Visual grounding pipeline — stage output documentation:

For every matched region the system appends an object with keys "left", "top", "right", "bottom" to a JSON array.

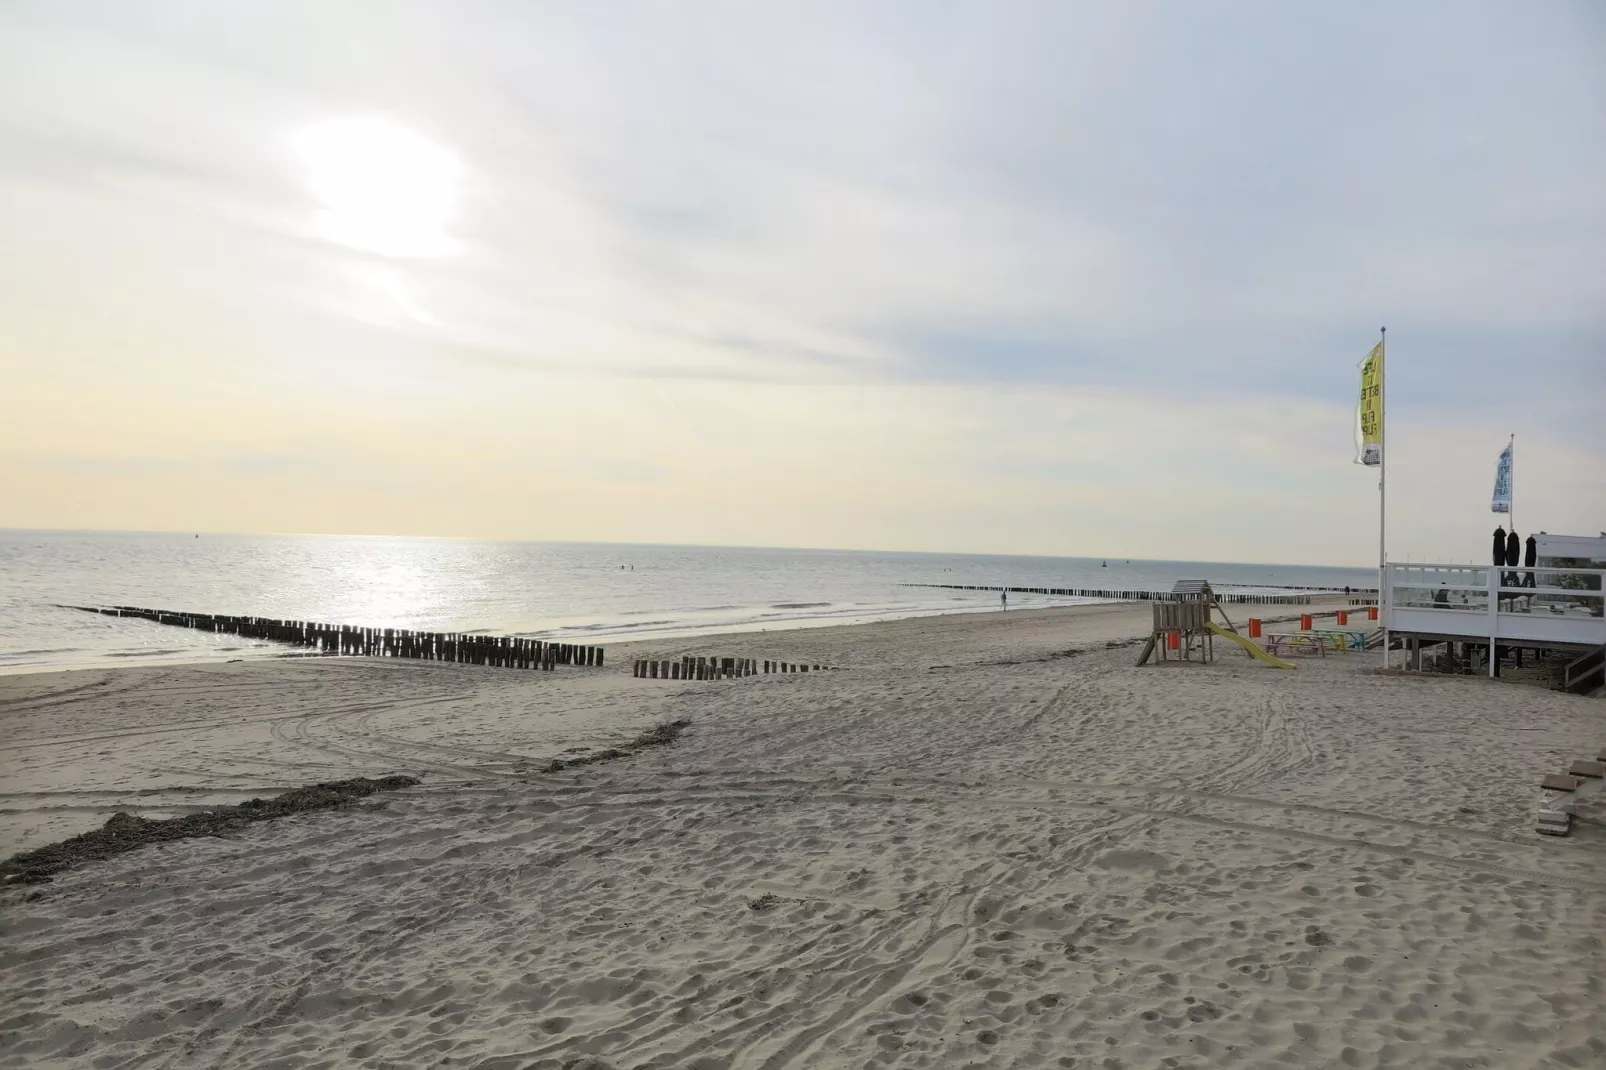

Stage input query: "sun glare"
[{"left": 293, "top": 116, "right": 462, "bottom": 257}]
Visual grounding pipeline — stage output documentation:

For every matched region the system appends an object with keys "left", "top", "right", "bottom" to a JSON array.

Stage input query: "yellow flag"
[{"left": 1355, "top": 342, "right": 1383, "bottom": 466}]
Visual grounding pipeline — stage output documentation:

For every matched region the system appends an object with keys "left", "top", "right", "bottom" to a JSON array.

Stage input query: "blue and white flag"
[{"left": 1490, "top": 438, "right": 1513, "bottom": 514}]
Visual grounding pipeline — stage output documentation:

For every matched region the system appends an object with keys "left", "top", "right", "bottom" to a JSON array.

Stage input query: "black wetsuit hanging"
[
  {"left": 1524, "top": 534, "right": 1538, "bottom": 587},
  {"left": 1493, "top": 526, "right": 1510, "bottom": 595}
]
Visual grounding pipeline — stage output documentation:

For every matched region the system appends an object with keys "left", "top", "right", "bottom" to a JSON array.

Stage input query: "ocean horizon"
[{"left": 0, "top": 529, "right": 1377, "bottom": 673}]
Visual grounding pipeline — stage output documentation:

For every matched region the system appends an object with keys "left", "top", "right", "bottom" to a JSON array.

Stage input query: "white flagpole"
[
  {"left": 1378, "top": 326, "right": 1387, "bottom": 668},
  {"left": 1509, "top": 433, "right": 1515, "bottom": 535}
]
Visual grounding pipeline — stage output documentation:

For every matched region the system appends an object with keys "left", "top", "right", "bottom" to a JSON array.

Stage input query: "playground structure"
[
  {"left": 1138, "top": 600, "right": 1215, "bottom": 664},
  {"left": 1137, "top": 581, "right": 1297, "bottom": 669}
]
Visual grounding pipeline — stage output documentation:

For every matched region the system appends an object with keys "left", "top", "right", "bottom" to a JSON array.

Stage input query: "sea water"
[{"left": 0, "top": 530, "right": 1376, "bottom": 672}]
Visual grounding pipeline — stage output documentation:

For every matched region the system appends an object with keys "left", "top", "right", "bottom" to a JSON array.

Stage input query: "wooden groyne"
[
  {"left": 63, "top": 605, "right": 603, "bottom": 671},
  {"left": 633, "top": 656, "right": 833, "bottom": 680},
  {"left": 897, "top": 583, "right": 1369, "bottom": 606}
]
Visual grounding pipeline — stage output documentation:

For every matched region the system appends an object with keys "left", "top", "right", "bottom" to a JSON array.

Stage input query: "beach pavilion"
[{"left": 1383, "top": 532, "right": 1605, "bottom": 691}]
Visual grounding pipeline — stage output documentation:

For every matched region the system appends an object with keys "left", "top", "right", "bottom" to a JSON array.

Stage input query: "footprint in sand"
[{"left": 1091, "top": 848, "right": 1170, "bottom": 872}]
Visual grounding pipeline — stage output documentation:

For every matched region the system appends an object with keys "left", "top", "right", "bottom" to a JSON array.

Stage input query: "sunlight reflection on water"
[{"left": 0, "top": 531, "right": 1374, "bottom": 672}]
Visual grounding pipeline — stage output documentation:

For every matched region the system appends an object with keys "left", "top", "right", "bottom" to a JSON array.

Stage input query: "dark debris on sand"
[
  {"left": 1, "top": 775, "right": 420, "bottom": 886},
  {"left": 542, "top": 718, "right": 692, "bottom": 773}
]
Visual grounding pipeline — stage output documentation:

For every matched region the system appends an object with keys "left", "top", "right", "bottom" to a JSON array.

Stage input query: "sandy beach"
[{"left": 2, "top": 602, "right": 1603, "bottom": 1069}]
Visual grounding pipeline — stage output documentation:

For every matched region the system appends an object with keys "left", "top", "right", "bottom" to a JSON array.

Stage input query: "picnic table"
[
  {"left": 1309, "top": 626, "right": 1372, "bottom": 649},
  {"left": 1262, "top": 632, "right": 1347, "bottom": 657},
  {"left": 1262, "top": 627, "right": 1377, "bottom": 656}
]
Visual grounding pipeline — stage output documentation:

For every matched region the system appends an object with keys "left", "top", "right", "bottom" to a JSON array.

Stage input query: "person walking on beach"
[{"left": 1001, "top": 590, "right": 1008, "bottom": 611}]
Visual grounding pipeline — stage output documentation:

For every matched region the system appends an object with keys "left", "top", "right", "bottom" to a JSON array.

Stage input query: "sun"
[{"left": 293, "top": 116, "right": 462, "bottom": 257}]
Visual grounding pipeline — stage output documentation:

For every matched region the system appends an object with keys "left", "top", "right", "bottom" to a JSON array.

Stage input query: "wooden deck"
[{"left": 1383, "top": 564, "right": 1605, "bottom": 680}]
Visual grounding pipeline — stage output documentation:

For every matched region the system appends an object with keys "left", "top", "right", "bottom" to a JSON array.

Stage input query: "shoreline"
[
  {"left": 0, "top": 591, "right": 1369, "bottom": 679},
  {"left": 0, "top": 595, "right": 1386, "bottom": 857},
  {"left": 0, "top": 598, "right": 1123, "bottom": 679}
]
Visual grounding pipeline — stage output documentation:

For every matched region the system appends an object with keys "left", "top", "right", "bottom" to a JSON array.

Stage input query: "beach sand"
[{"left": 2, "top": 603, "right": 1603, "bottom": 1069}]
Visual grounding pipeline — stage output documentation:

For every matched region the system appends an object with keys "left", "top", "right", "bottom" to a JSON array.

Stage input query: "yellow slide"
[{"left": 1206, "top": 621, "right": 1296, "bottom": 669}]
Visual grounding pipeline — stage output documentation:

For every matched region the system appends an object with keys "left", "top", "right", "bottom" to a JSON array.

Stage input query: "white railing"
[{"left": 1383, "top": 563, "right": 1605, "bottom": 674}]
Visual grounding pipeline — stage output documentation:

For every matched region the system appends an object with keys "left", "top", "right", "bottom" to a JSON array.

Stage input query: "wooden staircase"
[{"left": 1562, "top": 646, "right": 1605, "bottom": 695}]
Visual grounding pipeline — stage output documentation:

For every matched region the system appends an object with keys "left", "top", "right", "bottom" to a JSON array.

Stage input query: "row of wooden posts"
[
  {"left": 632, "top": 656, "right": 830, "bottom": 680},
  {"left": 65, "top": 605, "right": 603, "bottom": 671},
  {"left": 900, "top": 583, "right": 1327, "bottom": 605}
]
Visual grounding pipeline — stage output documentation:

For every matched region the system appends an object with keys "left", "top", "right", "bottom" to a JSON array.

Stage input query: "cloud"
[
  {"left": 0, "top": 0, "right": 1601, "bottom": 558},
  {"left": 25, "top": 456, "right": 194, "bottom": 479}
]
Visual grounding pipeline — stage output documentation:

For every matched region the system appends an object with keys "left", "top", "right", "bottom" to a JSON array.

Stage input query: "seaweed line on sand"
[
  {"left": 1, "top": 775, "right": 420, "bottom": 887},
  {"left": 540, "top": 718, "right": 692, "bottom": 774}
]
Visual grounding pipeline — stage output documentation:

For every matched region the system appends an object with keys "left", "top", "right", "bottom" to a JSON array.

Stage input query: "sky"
[{"left": 1, "top": 1, "right": 1602, "bottom": 567}]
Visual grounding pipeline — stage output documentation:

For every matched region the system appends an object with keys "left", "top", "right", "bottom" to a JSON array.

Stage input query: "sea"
[{"left": 0, "top": 531, "right": 1377, "bottom": 673}]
